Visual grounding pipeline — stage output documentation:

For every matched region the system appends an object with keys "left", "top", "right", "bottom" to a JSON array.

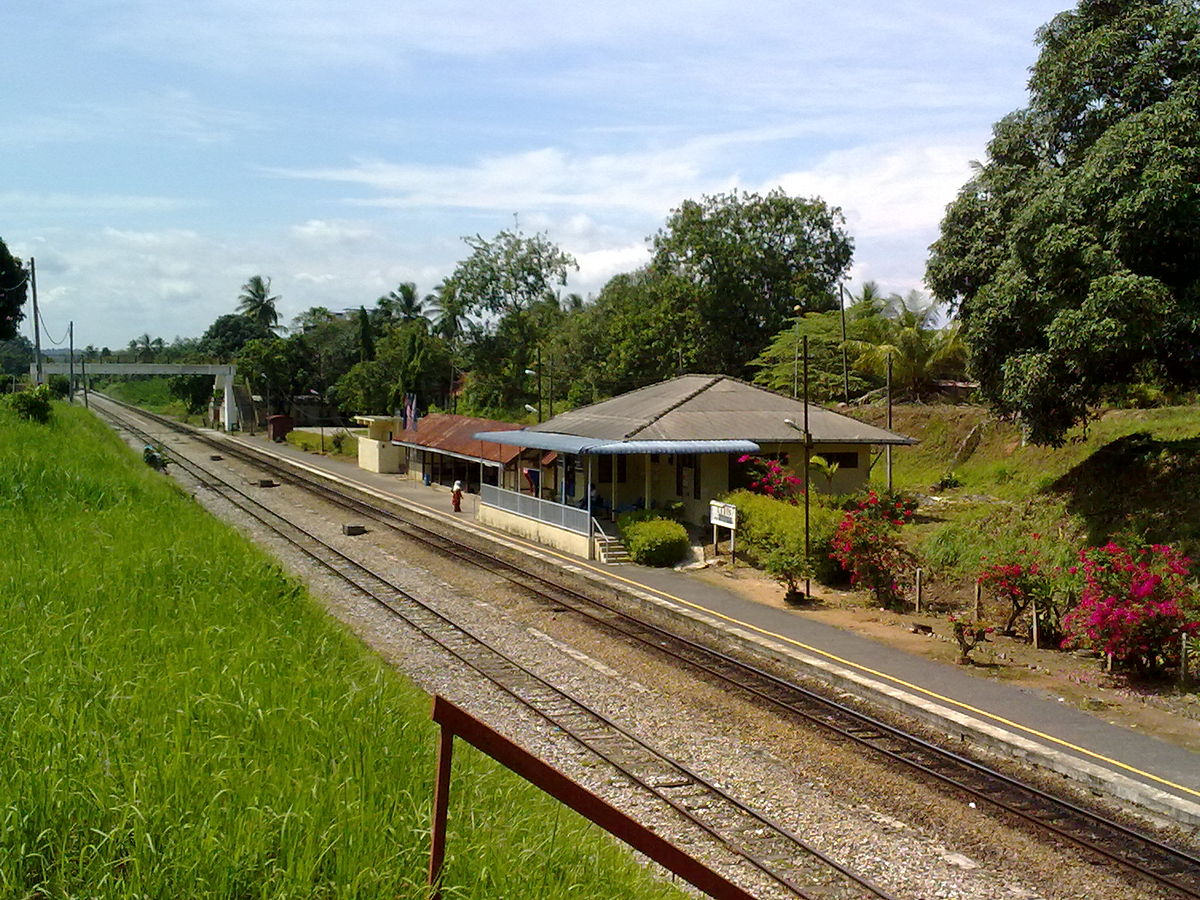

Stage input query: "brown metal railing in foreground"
[{"left": 428, "top": 694, "right": 757, "bottom": 900}]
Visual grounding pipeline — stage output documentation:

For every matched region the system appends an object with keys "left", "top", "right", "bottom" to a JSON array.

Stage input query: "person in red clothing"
[{"left": 451, "top": 480, "right": 463, "bottom": 513}]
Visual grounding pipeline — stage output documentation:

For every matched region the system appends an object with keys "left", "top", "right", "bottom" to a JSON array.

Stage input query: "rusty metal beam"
[{"left": 428, "top": 695, "right": 758, "bottom": 900}]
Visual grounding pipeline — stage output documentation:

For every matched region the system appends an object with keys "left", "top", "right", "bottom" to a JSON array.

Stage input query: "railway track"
[
  {"left": 97, "top": 397, "right": 899, "bottom": 900},
  {"left": 99, "top": 397, "right": 1200, "bottom": 898}
]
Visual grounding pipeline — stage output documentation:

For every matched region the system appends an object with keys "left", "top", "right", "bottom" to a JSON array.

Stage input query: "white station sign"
[{"left": 709, "top": 500, "right": 737, "bottom": 530}]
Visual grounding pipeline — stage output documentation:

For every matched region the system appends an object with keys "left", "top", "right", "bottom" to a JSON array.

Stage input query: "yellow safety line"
[{"left": 251, "top": 449, "right": 1200, "bottom": 804}]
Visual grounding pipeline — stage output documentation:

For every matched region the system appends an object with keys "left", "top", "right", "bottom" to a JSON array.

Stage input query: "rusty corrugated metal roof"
[
  {"left": 526, "top": 375, "right": 916, "bottom": 446},
  {"left": 395, "top": 413, "right": 526, "bottom": 464}
]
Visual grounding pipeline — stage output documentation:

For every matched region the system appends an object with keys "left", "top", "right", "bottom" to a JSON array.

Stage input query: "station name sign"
[{"left": 708, "top": 500, "right": 737, "bottom": 530}]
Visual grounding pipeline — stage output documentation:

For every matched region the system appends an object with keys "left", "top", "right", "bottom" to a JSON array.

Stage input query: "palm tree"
[
  {"left": 128, "top": 333, "right": 164, "bottom": 362},
  {"left": 238, "top": 275, "right": 281, "bottom": 333},
  {"left": 376, "top": 282, "right": 425, "bottom": 325},
  {"left": 845, "top": 290, "right": 967, "bottom": 399},
  {"left": 425, "top": 279, "right": 468, "bottom": 343}
]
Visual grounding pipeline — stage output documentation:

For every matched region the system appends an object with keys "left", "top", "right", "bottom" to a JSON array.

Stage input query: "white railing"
[{"left": 480, "top": 484, "right": 591, "bottom": 535}]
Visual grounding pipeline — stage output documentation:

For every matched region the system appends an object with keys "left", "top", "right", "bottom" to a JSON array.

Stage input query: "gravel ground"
[{"left": 108, "top": 404, "right": 1179, "bottom": 900}]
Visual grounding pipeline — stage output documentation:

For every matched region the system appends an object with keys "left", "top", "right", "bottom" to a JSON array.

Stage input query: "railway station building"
[{"left": 471, "top": 374, "right": 915, "bottom": 559}]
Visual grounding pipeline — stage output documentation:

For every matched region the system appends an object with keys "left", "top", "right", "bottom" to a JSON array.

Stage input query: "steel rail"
[
  {"left": 95, "top": 398, "right": 898, "bottom": 900},
  {"left": 101, "top": 398, "right": 1200, "bottom": 898}
]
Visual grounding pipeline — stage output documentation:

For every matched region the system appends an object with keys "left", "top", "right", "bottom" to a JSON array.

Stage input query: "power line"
[{"left": 37, "top": 308, "right": 70, "bottom": 346}]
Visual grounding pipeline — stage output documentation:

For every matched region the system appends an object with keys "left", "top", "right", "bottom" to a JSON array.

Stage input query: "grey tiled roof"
[{"left": 527, "top": 375, "right": 915, "bottom": 446}]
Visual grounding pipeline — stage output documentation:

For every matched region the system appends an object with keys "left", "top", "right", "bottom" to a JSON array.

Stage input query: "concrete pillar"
[{"left": 221, "top": 374, "right": 237, "bottom": 431}]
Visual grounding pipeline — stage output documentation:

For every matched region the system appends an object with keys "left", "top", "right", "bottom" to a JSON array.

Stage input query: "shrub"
[
  {"left": 975, "top": 543, "right": 1072, "bottom": 643},
  {"left": 948, "top": 614, "right": 993, "bottom": 665},
  {"left": 5, "top": 384, "right": 53, "bottom": 423},
  {"left": 622, "top": 518, "right": 689, "bottom": 567},
  {"left": 830, "top": 507, "right": 915, "bottom": 610},
  {"left": 763, "top": 531, "right": 812, "bottom": 602},
  {"left": 1061, "top": 542, "right": 1200, "bottom": 676},
  {"left": 725, "top": 490, "right": 841, "bottom": 582},
  {"left": 47, "top": 374, "right": 71, "bottom": 399}
]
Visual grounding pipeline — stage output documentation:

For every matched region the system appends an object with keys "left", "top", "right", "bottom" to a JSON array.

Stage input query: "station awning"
[{"left": 473, "top": 430, "right": 760, "bottom": 456}]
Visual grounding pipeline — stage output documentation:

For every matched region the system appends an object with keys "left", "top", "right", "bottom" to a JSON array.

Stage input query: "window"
[
  {"left": 597, "top": 454, "right": 627, "bottom": 483},
  {"left": 814, "top": 451, "right": 859, "bottom": 469}
]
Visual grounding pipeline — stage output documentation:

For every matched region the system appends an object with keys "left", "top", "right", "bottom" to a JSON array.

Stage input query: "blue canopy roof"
[{"left": 473, "top": 430, "right": 759, "bottom": 456}]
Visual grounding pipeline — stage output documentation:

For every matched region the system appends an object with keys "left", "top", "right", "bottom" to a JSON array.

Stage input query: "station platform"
[{"left": 221, "top": 430, "right": 1200, "bottom": 829}]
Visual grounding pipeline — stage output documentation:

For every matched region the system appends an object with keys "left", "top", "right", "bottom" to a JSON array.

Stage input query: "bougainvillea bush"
[
  {"left": 830, "top": 499, "right": 915, "bottom": 610},
  {"left": 1061, "top": 542, "right": 1200, "bottom": 676},
  {"left": 853, "top": 489, "right": 918, "bottom": 525},
  {"left": 737, "top": 454, "right": 802, "bottom": 503},
  {"left": 975, "top": 541, "right": 1073, "bottom": 642}
]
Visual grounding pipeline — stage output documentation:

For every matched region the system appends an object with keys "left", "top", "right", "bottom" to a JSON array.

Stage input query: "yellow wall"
[
  {"left": 476, "top": 504, "right": 593, "bottom": 558},
  {"left": 357, "top": 437, "right": 404, "bottom": 474}
]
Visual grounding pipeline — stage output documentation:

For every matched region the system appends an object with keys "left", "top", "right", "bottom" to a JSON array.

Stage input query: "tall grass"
[{"left": 0, "top": 405, "right": 686, "bottom": 899}]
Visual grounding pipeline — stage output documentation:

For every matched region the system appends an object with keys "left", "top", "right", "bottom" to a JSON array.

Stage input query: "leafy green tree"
[
  {"left": 167, "top": 375, "right": 215, "bottom": 414},
  {"left": 0, "top": 238, "right": 28, "bottom": 342},
  {"left": 128, "top": 334, "right": 165, "bottom": 362},
  {"left": 358, "top": 306, "right": 375, "bottom": 362},
  {"left": 0, "top": 335, "right": 33, "bottom": 377},
  {"left": 237, "top": 275, "right": 282, "bottom": 333},
  {"left": 199, "top": 314, "right": 273, "bottom": 360},
  {"left": 237, "top": 337, "right": 305, "bottom": 415},
  {"left": 452, "top": 228, "right": 577, "bottom": 412},
  {"left": 650, "top": 188, "right": 853, "bottom": 377},
  {"left": 927, "top": 0, "right": 1200, "bottom": 445},
  {"left": 750, "top": 299, "right": 878, "bottom": 402}
]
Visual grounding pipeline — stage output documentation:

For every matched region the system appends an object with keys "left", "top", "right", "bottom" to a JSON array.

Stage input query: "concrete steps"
[{"left": 596, "top": 537, "right": 631, "bottom": 565}]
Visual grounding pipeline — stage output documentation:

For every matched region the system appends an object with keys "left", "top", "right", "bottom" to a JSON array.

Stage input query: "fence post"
[
  {"left": 973, "top": 581, "right": 981, "bottom": 621},
  {"left": 1031, "top": 598, "right": 1040, "bottom": 651},
  {"left": 914, "top": 568, "right": 923, "bottom": 613},
  {"left": 1182, "top": 633, "right": 1191, "bottom": 688}
]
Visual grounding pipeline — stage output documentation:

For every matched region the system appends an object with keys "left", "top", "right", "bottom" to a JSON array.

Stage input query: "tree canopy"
[
  {"left": 927, "top": 0, "right": 1200, "bottom": 445},
  {"left": 650, "top": 189, "right": 853, "bottom": 378},
  {"left": 0, "top": 238, "right": 28, "bottom": 343}
]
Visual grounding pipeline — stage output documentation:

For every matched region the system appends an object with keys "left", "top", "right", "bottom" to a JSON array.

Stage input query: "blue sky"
[{"left": 5, "top": 1, "right": 1068, "bottom": 350}]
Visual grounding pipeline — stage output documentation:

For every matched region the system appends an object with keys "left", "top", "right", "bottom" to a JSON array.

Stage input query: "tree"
[
  {"left": 358, "top": 306, "right": 375, "bottom": 363},
  {"left": 844, "top": 291, "right": 967, "bottom": 400},
  {"left": 0, "top": 335, "right": 33, "bottom": 377},
  {"left": 237, "top": 275, "right": 282, "bottom": 333},
  {"left": 375, "top": 282, "right": 426, "bottom": 325},
  {"left": 650, "top": 188, "right": 853, "bottom": 377},
  {"left": 451, "top": 228, "right": 577, "bottom": 413},
  {"left": 128, "top": 333, "right": 164, "bottom": 362},
  {"left": 0, "top": 238, "right": 27, "bottom": 342},
  {"left": 199, "top": 314, "right": 273, "bottom": 360},
  {"left": 927, "top": 0, "right": 1200, "bottom": 445}
]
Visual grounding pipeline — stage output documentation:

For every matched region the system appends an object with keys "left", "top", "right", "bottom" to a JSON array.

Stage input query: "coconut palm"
[
  {"left": 376, "top": 282, "right": 425, "bottom": 325},
  {"left": 845, "top": 290, "right": 967, "bottom": 399},
  {"left": 238, "top": 275, "right": 281, "bottom": 333}
]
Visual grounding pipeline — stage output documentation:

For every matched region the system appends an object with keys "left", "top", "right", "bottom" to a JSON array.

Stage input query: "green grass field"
[
  {"left": 857, "top": 402, "right": 1200, "bottom": 576},
  {"left": 0, "top": 403, "right": 686, "bottom": 899}
]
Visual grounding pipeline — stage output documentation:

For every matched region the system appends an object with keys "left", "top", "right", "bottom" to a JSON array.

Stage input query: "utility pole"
[
  {"left": 839, "top": 283, "right": 850, "bottom": 404},
  {"left": 886, "top": 353, "right": 894, "bottom": 492},
  {"left": 802, "top": 336, "right": 812, "bottom": 600},
  {"left": 30, "top": 257, "right": 42, "bottom": 384},
  {"left": 68, "top": 321, "right": 75, "bottom": 402}
]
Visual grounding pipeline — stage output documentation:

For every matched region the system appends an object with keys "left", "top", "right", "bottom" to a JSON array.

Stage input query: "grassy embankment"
[
  {"left": 857, "top": 403, "right": 1200, "bottom": 579},
  {"left": 0, "top": 403, "right": 687, "bottom": 899}
]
